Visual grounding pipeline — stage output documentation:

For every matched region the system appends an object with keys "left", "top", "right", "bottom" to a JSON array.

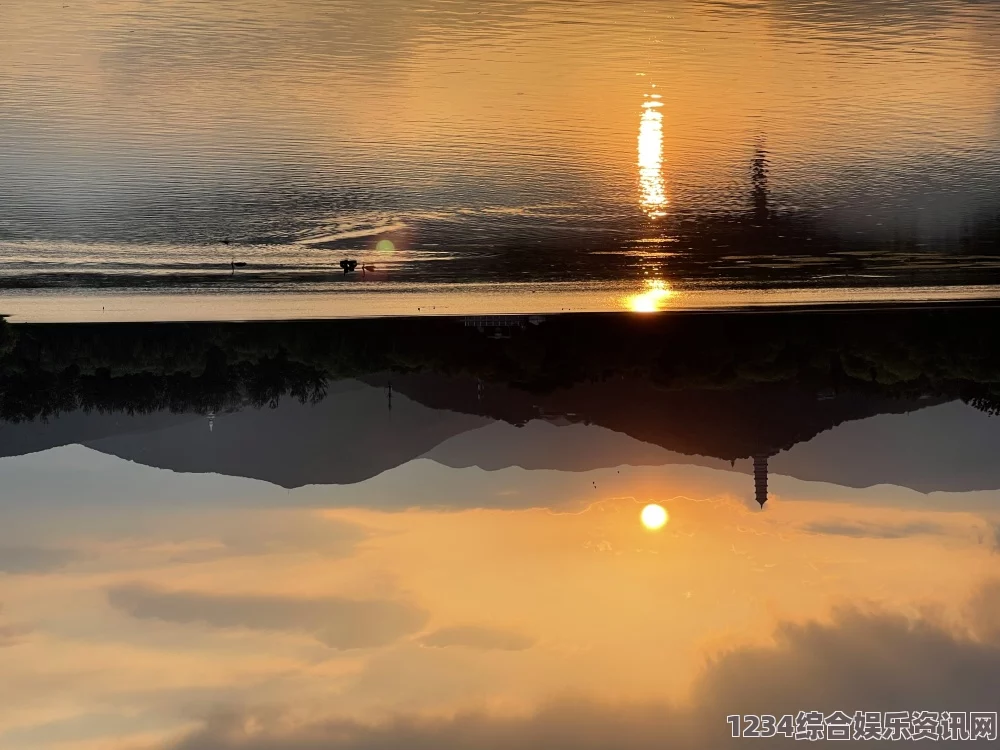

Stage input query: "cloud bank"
[
  {"left": 803, "top": 520, "right": 944, "bottom": 540},
  {"left": 0, "top": 546, "right": 83, "bottom": 574},
  {"left": 163, "top": 583, "right": 1000, "bottom": 749},
  {"left": 420, "top": 625, "right": 535, "bottom": 651},
  {"left": 108, "top": 584, "right": 428, "bottom": 650}
]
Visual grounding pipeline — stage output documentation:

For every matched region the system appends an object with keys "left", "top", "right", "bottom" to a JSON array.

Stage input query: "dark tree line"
[{"left": 2, "top": 305, "right": 1000, "bottom": 423}]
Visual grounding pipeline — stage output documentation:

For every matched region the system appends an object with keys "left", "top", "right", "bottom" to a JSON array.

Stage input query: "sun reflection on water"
[
  {"left": 628, "top": 279, "right": 673, "bottom": 313},
  {"left": 638, "top": 92, "right": 667, "bottom": 218}
]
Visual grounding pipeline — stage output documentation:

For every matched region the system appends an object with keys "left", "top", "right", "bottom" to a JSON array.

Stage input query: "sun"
[
  {"left": 640, "top": 503, "right": 668, "bottom": 530},
  {"left": 628, "top": 279, "right": 673, "bottom": 313}
]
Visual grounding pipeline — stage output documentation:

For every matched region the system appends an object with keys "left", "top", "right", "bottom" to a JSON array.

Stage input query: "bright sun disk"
[{"left": 641, "top": 503, "right": 668, "bottom": 530}]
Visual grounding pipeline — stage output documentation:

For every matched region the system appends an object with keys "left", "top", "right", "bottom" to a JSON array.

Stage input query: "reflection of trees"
[
  {"left": 962, "top": 386, "right": 1000, "bottom": 418},
  {"left": 0, "top": 322, "right": 327, "bottom": 422},
  {"left": 2, "top": 308, "right": 1000, "bottom": 427}
]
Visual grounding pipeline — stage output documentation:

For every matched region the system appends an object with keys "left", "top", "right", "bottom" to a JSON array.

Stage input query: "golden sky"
[{"left": 0, "top": 444, "right": 997, "bottom": 749}]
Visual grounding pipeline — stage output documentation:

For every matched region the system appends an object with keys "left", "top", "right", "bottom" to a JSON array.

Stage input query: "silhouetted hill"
[
  {"left": 379, "top": 372, "right": 941, "bottom": 461},
  {"left": 424, "top": 420, "right": 732, "bottom": 473},
  {"left": 0, "top": 381, "right": 487, "bottom": 488},
  {"left": 0, "top": 409, "right": 198, "bottom": 459},
  {"left": 425, "top": 401, "right": 1000, "bottom": 494},
  {"left": 1, "top": 307, "right": 998, "bottom": 487},
  {"left": 774, "top": 400, "right": 1000, "bottom": 493}
]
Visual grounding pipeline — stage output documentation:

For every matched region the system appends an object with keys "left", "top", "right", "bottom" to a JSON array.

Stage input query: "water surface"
[{"left": 2, "top": 0, "right": 999, "bottom": 309}]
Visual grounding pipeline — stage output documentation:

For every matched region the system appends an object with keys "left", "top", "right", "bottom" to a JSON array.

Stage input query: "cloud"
[
  {"left": 165, "top": 516, "right": 368, "bottom": 564},
  {"left": 803, "top": 520, "right": 944, "bottom": 540},
  {"left": 0, "top": 547, "right": 83, "bottom": 574},
  {"left": 966, "top": 579, "right": 1000, "bottom": 645},
  {"left": 161, "top": 584, "right": 1000, "bottom": 749},
  {"left": 167, "top": 701, "right": 689, "bottom": 750},
  {"left": 0, "top": 623, "right": 32, "bottom": 647},
  {"left": 107, "top": 585, "right": 428, "bottom": 650},
  {"left": 419, "top": 626, "right": 535, "bottom": 651},
  {"left": 691, "top": 607, "right": 999, "bottom": 717},
  {"left": 990, "top": 521, "right": 1000, "bottom": 553},
  {"left": 0, "top": 604, "right": 32, "bottom": 647}
]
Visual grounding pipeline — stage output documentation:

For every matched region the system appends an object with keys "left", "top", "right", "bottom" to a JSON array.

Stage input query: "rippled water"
[{"left": 2, "top": 0, "right": 1000, "bottom": 298}]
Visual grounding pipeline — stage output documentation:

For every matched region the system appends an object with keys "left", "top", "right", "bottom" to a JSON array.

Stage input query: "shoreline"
[{"left": 3, "top": 282, "right": 1000, "bottom": 324}]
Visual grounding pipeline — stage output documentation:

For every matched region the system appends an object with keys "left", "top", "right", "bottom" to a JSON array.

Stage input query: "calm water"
[
  {"left": 2, "top": 0, "right": 1000, "bottom": 313},
  {"left": 0, "top": 311, "right": 999, "bottom": 748}
]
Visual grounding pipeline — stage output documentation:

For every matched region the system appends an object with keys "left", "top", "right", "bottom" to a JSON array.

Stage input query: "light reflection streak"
[
  {"left": 628, "top": 279, "right": 673, "bottom": 313},
  {"left": 638, "top": 93, "right": 667, "bottom": 218}
]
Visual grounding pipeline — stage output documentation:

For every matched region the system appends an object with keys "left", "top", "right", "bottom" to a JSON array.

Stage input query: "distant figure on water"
[
  {"left": 221, "top": 237, "right": 231, "bottom": 245},
  {"left": 340, "top": 259, "right": 358, "bottom": 275},
  {"left": 230, "top": 259, "right": 247, "bottom": 274}
]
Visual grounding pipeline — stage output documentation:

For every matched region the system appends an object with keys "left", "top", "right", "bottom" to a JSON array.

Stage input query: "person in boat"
[{"left": 340, "top": 259, "right": 358, "bottom": 274}]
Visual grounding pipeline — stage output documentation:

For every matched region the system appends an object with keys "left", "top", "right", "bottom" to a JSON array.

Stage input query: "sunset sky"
[
  {"left": 1, "top": 438, "right": 997, "bottom": 749},
  {"left": 2, "top": 3, "right": 999, "bottom": 747}
]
